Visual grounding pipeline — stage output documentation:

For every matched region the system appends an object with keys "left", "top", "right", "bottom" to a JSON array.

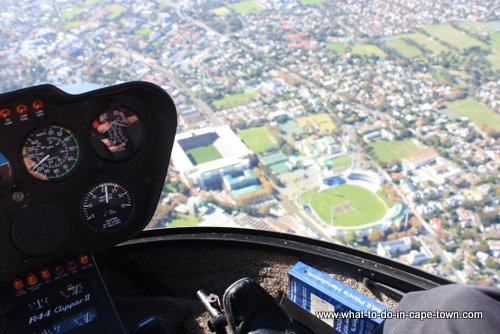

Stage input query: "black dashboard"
[{"left": 0, "top": 82, "right": 177, "bottom": 333}]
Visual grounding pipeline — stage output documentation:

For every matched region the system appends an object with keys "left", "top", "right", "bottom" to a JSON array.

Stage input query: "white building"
[{"left": 171, "top": 126, "right": 253, "bottom": 187}]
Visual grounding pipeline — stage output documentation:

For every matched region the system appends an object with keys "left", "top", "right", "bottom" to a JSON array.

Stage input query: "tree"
[{"left": 367, "top": 230, "right": 384, "bottom": 243}]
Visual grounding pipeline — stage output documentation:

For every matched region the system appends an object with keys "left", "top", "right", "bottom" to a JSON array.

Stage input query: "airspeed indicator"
[{"left": 81, "top": 182, "right": 133, "bottom": 231}]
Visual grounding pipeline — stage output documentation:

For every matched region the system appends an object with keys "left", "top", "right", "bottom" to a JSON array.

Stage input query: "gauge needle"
[
  {"left": 31, "top": 154, "right": 50, "bottom": 171},
  {"left": 105, "top": 184, "right": 109, "bottom": 204}
]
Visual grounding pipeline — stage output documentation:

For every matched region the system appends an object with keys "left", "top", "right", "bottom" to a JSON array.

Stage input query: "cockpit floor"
[{"left": 101, "top": 244, "right": 398, "bottom": 333}]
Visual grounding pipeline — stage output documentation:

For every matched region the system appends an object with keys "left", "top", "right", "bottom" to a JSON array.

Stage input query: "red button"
[
  {"left": 0, "top": 108, "right": 11, "bottom": 119},
  {"left": 13, "top": 278, "right": 24, "bottom": 290},
  {"left": 54, "top": 265, "right": 64, "bottom": 275},
  {"left": 79, "top": 254, "right": 89, "bottom": 266},
  {"left": 26, "top": 273, "right": 38, "bottom": 286},
  {"left": 40, "top": 268, "right": 51, "bottom": 280},
  {"left": 67, "top": 261, "right": 77, "bottom": 271},
  {"left": 16, "top": 105, "right": 28, "bottom": 114},
  {"left": 32, "top": 100, "right": 44, "bottom": 110}
]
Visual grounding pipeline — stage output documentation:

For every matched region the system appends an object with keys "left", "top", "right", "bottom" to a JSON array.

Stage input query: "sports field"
[
  {"left": 422, "top": 24, "right": 489, "bottom": 50},
  {"left": 352, "top": 44, "right": 386, "bottom": 58},
  {"left": 326, "top": 42, "right": 348, "bottom": 55},
  {"left": 238, "top": 126, "right": 277, "bottom": 153},
  {"left": 210, "top": 7, "right": 230, "bottom": 15},
  {"left": 446, "top": 98, "right": 500, "bottom": 132},
  {"left": 491, "top": 32, "right": 500, "bottom": 50},
  {"left": 458, "top": 21, "right": 499, "bottom": 34},
  {"left": 186, "top": 144, "right": 222, "bottom": 165},
  {"left": 297, "top": 113, "right": 336, "bottom": 133},
  {"left": 213, "top": 91, "right": 258, "bottom": 110},
  {"left": 227, "top": 1, "right": 264, "bottom": 14},
  {"left": 300, "top": 0, "right": 325, "bottom": 6},
  {"left": 106, "top": 4, "right": 125, "bottom": 20},
  {"left": 369, "top": 140, "right": 424, "bottom": 164},
  {"left": 385, "top": 39, "right": 422, "bottom": 58},
  {"left": 402, "top": 33, "right": 449, "bottom": 53},
  {"left": 303, "top": 185, "right": 387, "bottom": 227},
  {"left": 325, "top": 156, "right": 352, "bottom": 168}
]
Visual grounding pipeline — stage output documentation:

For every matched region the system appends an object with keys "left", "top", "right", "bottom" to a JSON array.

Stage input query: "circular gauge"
[
  {"left": 0, "top": 152, "right": 12, "bottom": 190},
  {"left": 81, "top": 182, "right": 133, "bottom": 231},
  {"left": 22, "top": 125, "right": 80, "bottom": 181},
  {"left": 90, "top": 107, "right": 142, "bottom": 161}
]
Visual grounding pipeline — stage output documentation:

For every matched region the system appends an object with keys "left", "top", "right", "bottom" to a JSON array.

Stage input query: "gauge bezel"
[
  {"left": 80, "top": 181, "right": 135, "bottom": 232},
  {"left": 20, "top": 124, "right": 82, "bottom": 182},
  {"left": 89, "top": 106, "right": 143, "bottom": 162}
]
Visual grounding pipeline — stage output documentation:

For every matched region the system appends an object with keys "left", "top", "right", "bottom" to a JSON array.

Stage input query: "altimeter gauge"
[
  {"left": 81, "top": 182, "right": 133, "bottom": 231},
  {"left": 22, "top": 125, "right": 80, "bottom": 181}
]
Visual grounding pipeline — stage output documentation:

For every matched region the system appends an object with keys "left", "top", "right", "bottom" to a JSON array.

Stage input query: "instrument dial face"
[
  {"left": 22, "top": 125, "right": 80, "bottom": 181},
  {"left": 90, "top": 107, "right": 142, "bottom": 161},
  {"left": 81, "top": 182, "right": 133, "bottom": 231}
]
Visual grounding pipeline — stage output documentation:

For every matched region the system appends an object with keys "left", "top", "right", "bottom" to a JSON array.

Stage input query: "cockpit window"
[{"left": 1, "top": 1, "right": 498, "bottom": 286}]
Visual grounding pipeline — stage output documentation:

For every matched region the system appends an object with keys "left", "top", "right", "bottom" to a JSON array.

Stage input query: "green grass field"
[
  {"left": 300, "top": 0, "right": 325, "bottom": 5},
  {"left": 106, "top": 4, "right": 125, "bottom": 20},
  {"left": 369, "top": 140, "right": 425, "bottom": 164},
  {"left": 186, "top": 144, "right": 223, "bottom": 165},
  {"left": 167, "top": 214, "right": 199, "bottom": 228},
  {"left": 446, "top": 98, "right": 500, "bottom": 132},
  {"left": 402, "top": 33, "right": 449, "bottom": 53},
  {"left": 352, "top": 44, "right": 386, "bottom": 58},
  {"left": 306, "top": 185, "right": 387, "bottom": 227},
  {"left": 458, "top": 21, "right": 499, "bottom": 34},
  {"left": 325, "top": 156, "right": 352, "bottom": 168},
  {"left": 385, "top": 38, "right": 423, "bottom": 58},
  {"left": 297, "top": 113, "right": 336, "bottom": 133},
  {"left": 487, "top": 52, "right": 500, "bottom": 70},
  {"left": 238, "top": 127, "right": 277, "bottom": 153},
  {"left": 135, "top": 28, "right": 151, "bottom": 37},
  {"left": 213, "top": 91, "right": 258, "bottom": 110},
  {"left": 227, "top": 1, "right": 264, "bottom": 14},
  {"left": 63, "top": 21, "right": 83, "bottom": 30},
  {"left": 491, "top": 32, "right": 500, "bottom": 50},
  {"left": 61, "top": 8, "right": 85, "bottom": 21},
  {"left": 422, "top": 24, "right": 489, "bottom": 50},
  {"left": 210, "top": 7, "right": 231, "bottom": 15},
  {"left": 326, "top": 42, "right": 348, "bottom": 55}
]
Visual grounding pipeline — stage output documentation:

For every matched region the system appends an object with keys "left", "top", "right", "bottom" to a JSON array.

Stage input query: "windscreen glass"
[{"left": 0, "top": 0, "right": 498, "bottom": 287}]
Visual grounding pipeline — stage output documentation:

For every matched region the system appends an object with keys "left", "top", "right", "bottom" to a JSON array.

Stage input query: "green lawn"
[
  {"left": 300, "top": 0, "right": 325, "bottom": 5},
  {"left": 227, "top": 1, "right": 264, "bottom": 14},
  {"left": 458, "top": 21, "right": 499, "bottom": 34},
  {"left": 446, "top": 98, "right": 500, "bottom": 132},
  {"left": 135, "top": 28, "right": 151, "bottom": 37},
  {"left": 326, "top": 42, "right": 348, "bottom": 55},
  {"left": 491, "top": 32, "right": 500, "bottom": 50},
  {"left": 297, "top": 113, "right": 336, "bottom": 133},
  {"left": 185, "top": 144, "right": 223, "bottom": 165},
  {"left": 325, "top": 156, "right": 352, "bottom": 168},
  {"left": 213, "top": 91, "right": 258, "bottom": 110},
  {"left": 369, "top": 140, "right": 425, "bottom": 164},
  {"left": 210, "top": 7, "right": 231, "bottom": 15},
  {"left": 106, "top": 4, "right": 125, "bottom": 20},
  {"left": 238, "top": 127, "right": 277, "bottom": 153},
  {"left": 487, "top": 52, "right": 500, "bottom": 70},
  {"left": 422, "top": 24, "right": 489, "bottom": 50},
  {"left": 167, "top": 214, "right": 199, "bottom": 228},
  {"left": 63, "top": 21, "right": 83, "bottom": 30},
  {"left": 352, "top": 44, "right": 386, "bottom": 58},
  {"left": 402, "top": 33, "right": 449, "bottom": 53},
  {"left": 61, "top": 8, "right": 85, "bottom": 21},
  {"left": 308, "top": 185, "right": 387, "bottom": 227},
  {"left": 385, "top": 38, "right": 423, "bottom": 58}
]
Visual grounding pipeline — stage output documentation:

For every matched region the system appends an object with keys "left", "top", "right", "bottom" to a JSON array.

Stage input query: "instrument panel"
[{"left": 0, "top": 82, "right": 177, "bottom": 282}]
